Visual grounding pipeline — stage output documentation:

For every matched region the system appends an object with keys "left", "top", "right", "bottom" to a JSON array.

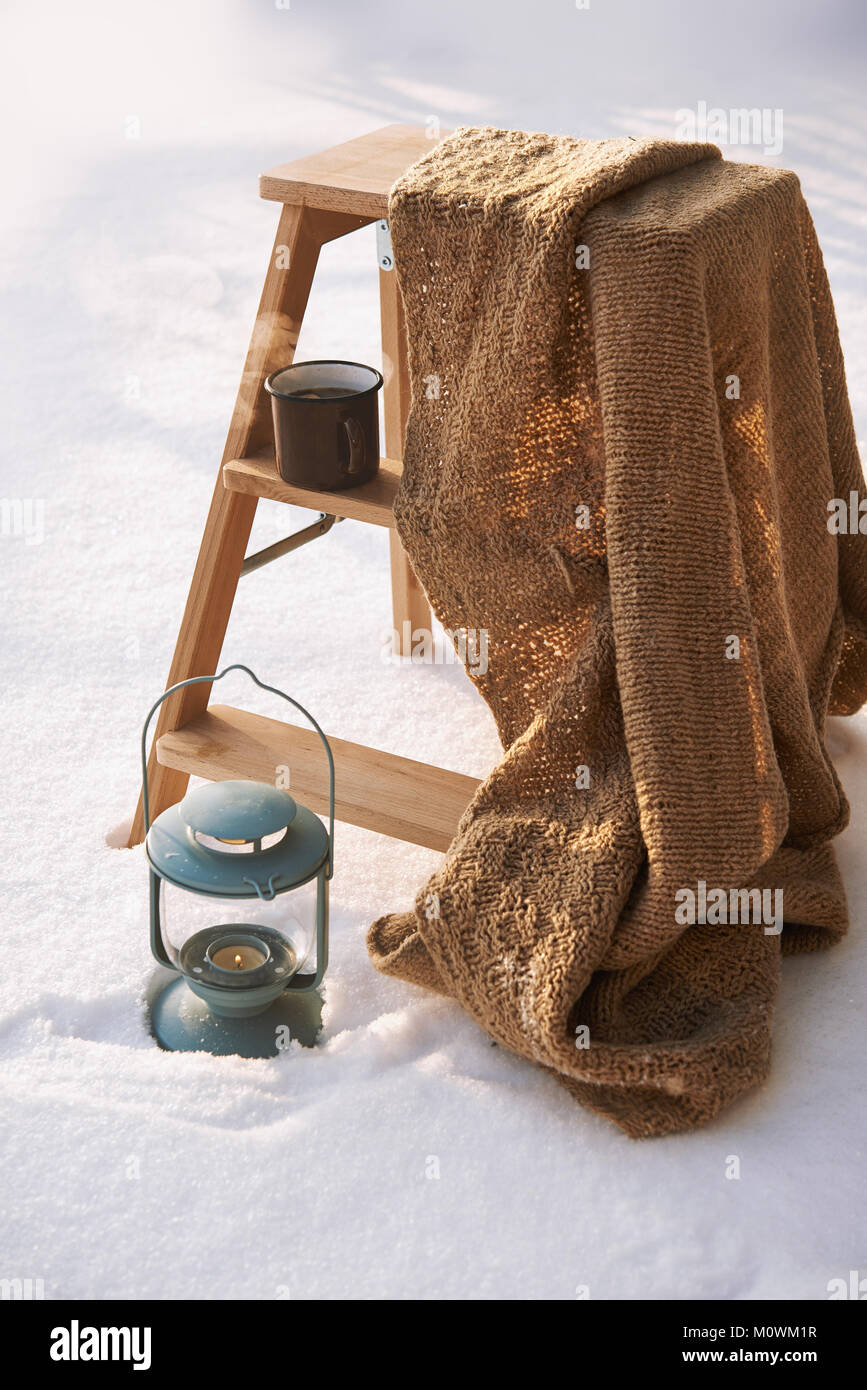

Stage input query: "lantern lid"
[
  {"left": 180, "top": 779, "right": 297, "bottom": 841},
  {"left": 146, "top": 780, "right": 329, "bottom": 898}
]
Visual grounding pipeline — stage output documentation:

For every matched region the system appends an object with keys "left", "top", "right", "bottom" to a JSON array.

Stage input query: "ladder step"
[
  {"left": 259, "top": 124, "right": 446, "bottom": 215},
  {"left": 156, "top": 705, "right": 481, "bottom": 853},
  {"left": 223, "top": 451, "right": 401, "bottom": 527}
]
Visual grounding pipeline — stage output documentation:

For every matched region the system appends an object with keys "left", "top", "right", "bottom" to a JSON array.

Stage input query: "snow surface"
[{"left": 1, "top": 0, "right": 865, "bottom": 1300}]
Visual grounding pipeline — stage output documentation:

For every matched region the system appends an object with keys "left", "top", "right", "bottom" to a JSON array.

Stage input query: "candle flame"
[{"left": 233, "top": 953, "right": 243, "bottom": 969}]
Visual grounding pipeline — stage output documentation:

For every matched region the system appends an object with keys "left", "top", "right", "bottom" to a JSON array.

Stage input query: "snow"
[{"left": 1, "top": 0, "right": 865, "bottom": 1300}]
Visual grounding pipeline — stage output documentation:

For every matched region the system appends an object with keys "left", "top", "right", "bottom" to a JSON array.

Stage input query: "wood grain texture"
[
  {"left": 380, "top": 250, "right": 432, "bottom": 650},
  {"left": 157, "top": 705, "right": 480, "bottom": 852},
  {"left": 223, "top": 450, "right": 402, "bottom": 527},
  {"left": 259, "top": 124, "right": 449, "bottom": 212}
]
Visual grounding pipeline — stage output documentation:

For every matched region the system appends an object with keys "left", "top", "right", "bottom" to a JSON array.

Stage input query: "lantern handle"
[{"left": 140, "top": 664, "right": 335, "bottom": 879}]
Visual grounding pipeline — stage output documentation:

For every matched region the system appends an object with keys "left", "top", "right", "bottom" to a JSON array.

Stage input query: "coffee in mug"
[{"left": 265, "top": 360, "right": 383, "bottom": 492}]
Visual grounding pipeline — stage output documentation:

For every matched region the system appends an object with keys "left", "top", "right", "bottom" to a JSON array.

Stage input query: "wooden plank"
[
  {"left": 224, "top": 450, "right": 401, "bottom": 527},
  {"left": 128, "top": 204, "right": 333, "bottom": 847},
  {"left": 379, "top": 255, "right": 432, "bottom": 651},
  {"left": 259, "top": 124, "right": 448, "bottom": 213},
  {"left": 157, "top": 706, "right": 480, "bottom": 853}
]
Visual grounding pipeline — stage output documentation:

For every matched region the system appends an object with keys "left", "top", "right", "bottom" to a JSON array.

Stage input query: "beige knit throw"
[{"left": 367, "top": 127, "right": 867, "bottom": 1138}]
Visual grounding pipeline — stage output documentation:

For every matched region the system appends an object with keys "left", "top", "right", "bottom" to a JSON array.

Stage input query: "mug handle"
[{"left": 342, "top": 416, "right": 365, "bottom": 475}]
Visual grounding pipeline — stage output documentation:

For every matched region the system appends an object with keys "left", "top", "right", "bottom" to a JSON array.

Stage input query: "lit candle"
[
  {"left": 211, "top": 941, "right": 268, "bottom": 972},
  {"left": 178, "top": 925, "right": 297, "bottom": 998}
]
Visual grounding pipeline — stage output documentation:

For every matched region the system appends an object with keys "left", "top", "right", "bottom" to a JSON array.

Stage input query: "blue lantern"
[{"left": 140, "top": 666, "right": 333, "bottom": 1057}]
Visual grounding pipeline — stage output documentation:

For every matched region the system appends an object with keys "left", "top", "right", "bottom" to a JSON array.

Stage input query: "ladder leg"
[
  {"left": 379, "top": 263, "right": 431, "bottom": 656},
  {"left": 128, "top": 203, "right": 329, "bottom": 846}
]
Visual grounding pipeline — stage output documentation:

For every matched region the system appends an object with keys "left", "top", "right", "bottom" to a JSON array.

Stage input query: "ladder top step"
[
  {"left": 259, "top": 124, "right": 449, "bottom": 215},
  {"left": 223, "top": 450, "right": 401, "bottom": 527}
]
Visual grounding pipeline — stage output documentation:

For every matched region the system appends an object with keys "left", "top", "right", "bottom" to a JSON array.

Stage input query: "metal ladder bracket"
[
  {"left": 241, "top": 513, "right": 341, "bottom": 577},
  {"left": 376, "top": 220, "right": 394, "bottom": 272}
]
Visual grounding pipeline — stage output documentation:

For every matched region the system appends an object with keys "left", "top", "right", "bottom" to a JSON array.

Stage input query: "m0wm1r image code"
[{"left": 682, "top": 1325, "right": 819, "bottom": 1365}]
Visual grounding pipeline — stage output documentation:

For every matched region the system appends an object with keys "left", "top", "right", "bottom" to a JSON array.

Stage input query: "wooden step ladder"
[{"left": 128, "top": 125, "right": 481, "bottom": 852}]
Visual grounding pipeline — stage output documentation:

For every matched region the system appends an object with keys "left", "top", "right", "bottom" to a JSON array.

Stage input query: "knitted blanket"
[{"left": 368, "top": 127, "right": 867, "bottom": 1138}]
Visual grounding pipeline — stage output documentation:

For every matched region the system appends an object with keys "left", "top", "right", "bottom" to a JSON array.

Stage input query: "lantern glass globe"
[{"left": 157, "top": 874, "right": 319, "bottom": 980}]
